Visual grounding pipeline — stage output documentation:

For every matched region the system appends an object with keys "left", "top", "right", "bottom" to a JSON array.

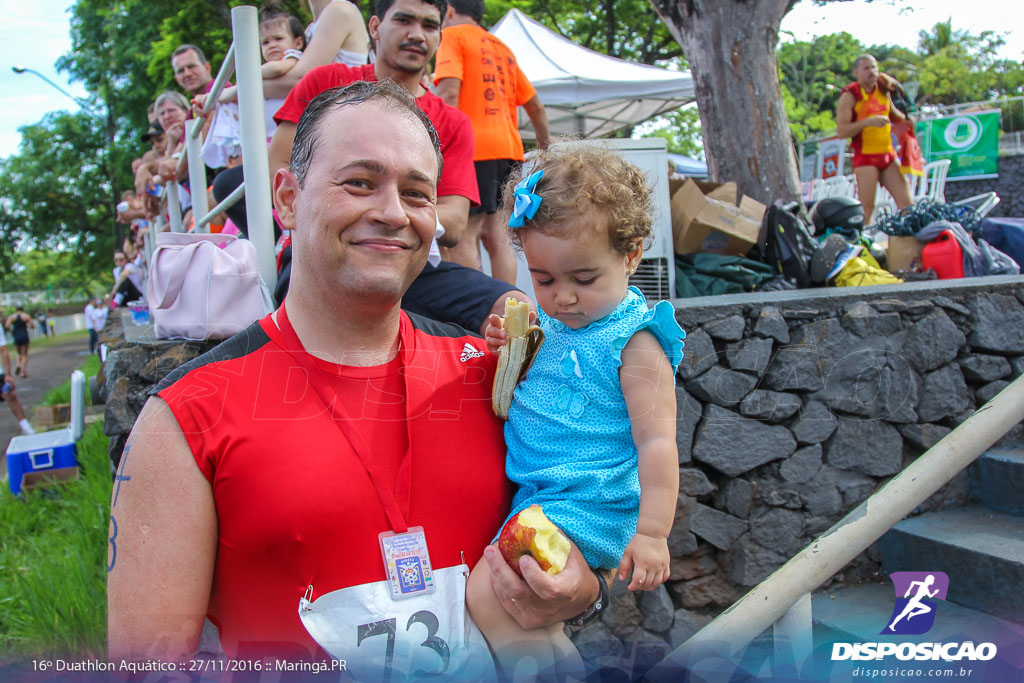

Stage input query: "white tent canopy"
[{"left": 491, "top": 8, "right": 695, "bottom": 140}]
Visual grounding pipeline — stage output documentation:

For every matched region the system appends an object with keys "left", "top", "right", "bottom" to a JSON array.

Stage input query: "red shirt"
[
  {"left": 275, "top": 64, "right": 480, "bottom": 204},
  {"left": 158, "top": 311, "right": 509, "bottom": 659}
]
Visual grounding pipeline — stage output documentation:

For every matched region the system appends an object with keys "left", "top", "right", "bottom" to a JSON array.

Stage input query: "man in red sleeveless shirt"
[
  {"left": 836, "top": 54, "right": 912, "bottom": 223},
  {"left": 107, "top": 81, "right": 600, "bottom": 668}
]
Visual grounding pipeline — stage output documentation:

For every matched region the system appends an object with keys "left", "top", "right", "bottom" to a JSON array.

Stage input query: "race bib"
[{"left": 298, "top": 564, "right": 495, "bottom": 682}]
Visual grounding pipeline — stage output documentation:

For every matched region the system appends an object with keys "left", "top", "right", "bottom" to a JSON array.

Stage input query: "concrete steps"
[
  {"left": 970, "top": 448, "right": 1024, "bottom": 517},
  {"left": 877, "top": 505, "right": 1024, "bottom": 621},
  {"left": 812, "top": 582, "right": 1024, "bottom": 648}
]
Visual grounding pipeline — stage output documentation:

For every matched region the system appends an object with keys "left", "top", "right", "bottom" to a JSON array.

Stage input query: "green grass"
[
  {"left": 0, "top": 421, "right": 110, "bottom": 657},
  {"left": 39, "top": 354, "right": 101, "bottom": 407},
  {"left": 14, "top": 328, "right": 90, "bottom": 354}
]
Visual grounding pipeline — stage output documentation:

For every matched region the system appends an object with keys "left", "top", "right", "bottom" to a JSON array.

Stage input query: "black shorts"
[
  {"left": 403, "top": 261, "right": 517, "bottom": 334},
  {"left": 472, "top": 159, "right": 519, "bottom": 215}
]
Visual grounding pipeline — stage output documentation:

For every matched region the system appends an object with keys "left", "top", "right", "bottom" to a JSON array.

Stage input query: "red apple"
[{"left": 497, "top": 504, "right": 570, "bottom": 577}]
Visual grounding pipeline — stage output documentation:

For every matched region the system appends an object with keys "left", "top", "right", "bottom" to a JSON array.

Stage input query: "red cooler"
[{"left": 921, "top": 230, "right": 964, "bottom": 279}]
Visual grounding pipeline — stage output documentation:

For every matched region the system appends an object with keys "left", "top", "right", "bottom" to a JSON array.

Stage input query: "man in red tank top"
[
  {"left": 107, "top": 81, "right": 601, "bottom": 668},
  {"left": 836, "top": 54, "right": 912, "bottom": 224}
]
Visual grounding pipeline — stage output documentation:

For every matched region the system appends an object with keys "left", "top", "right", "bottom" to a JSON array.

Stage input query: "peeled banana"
[{"left": 492, "top": 297, "right": 544, "bottom": 419}]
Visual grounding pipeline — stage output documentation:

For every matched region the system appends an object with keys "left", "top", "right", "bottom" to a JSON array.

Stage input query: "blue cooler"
[{"left": 6, "top": 427, "right": 78, "bottom": 496}]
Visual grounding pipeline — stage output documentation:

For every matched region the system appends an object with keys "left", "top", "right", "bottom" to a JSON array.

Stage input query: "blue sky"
[{"left": 1, "top": 0, "right": 1023, "bottom": 158}]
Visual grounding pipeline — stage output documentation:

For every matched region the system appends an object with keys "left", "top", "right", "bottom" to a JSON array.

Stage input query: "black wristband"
[{"left": 567, "top": 567, "right": 609, "bottom": 627}]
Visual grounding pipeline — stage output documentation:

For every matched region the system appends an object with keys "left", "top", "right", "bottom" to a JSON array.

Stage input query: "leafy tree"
[
  {"left": 639, "top": 107, "right": 704, "bottom": 158},
  {"left": 777, "top": 32, "right": 865, "bottom": 143},
  {"left": 485, "top": 0, "right": 683, "bottom": 66},
  {"left": 0, "top": 250, "right": 102, "bottom": 297},
  {"left": 0, "top": 112, "right": 117, "bottom": 284}
]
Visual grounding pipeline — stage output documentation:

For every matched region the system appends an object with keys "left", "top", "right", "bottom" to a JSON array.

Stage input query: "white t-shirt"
[
  {"left": 84, "top": 303, "right": 96, "bottom": 331},
  {"left": 91, "top": 306, "right": 109, "bottom": 331}
]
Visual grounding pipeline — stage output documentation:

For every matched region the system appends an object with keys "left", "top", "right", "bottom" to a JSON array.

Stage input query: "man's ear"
[
  {"left": 368, "top": 15, "right": 380, "bottom": 41},
  {"left": 273, "top": 169, "right": 300, "bottom": 232}
]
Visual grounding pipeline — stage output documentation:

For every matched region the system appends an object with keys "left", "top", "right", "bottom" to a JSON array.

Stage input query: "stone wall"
[
  {"left": 569, "top": 275, "right": 1024, "bottom": 674},
  {"left": 99, "top": 276, "right": 1024, "bottom": 675},
  {"left": 943, "top": 153, "right": 1024, "bottom": 218}
]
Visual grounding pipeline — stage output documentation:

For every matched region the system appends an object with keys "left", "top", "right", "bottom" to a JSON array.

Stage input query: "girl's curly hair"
[{"left": 502, "top": 144, "right": 654, "bottom": 254}]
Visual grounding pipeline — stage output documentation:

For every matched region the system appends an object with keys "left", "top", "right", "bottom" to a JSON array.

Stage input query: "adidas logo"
[{"left": 460, "top": 343, "right": 484, "bottom": 362}]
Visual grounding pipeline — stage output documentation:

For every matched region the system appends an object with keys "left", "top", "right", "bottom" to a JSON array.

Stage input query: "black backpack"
[{"left": 756, "top": 201, "right": 818, "bottom": 289}]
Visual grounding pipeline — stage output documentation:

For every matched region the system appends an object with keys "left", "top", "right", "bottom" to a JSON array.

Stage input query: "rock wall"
[
  {"left": 100, "top": 275, "right": 1024, "bottom": 675},
  {"left": 943, "top": 153, "right": 1024, "bottom": 218}
]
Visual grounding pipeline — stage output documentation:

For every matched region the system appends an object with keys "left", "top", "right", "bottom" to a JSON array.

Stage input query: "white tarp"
[{"left": 491, "top": 8, "right": 695, "bottom": 140}]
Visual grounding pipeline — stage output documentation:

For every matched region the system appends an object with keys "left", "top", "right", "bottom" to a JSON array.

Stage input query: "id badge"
[{"left": 379, "top": 526, "right": 435, "bottom": 600}]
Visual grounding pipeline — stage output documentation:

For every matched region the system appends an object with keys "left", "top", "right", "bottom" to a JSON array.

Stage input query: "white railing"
[
  {"left": 161, "top": 5, "right": 275, "bottom": 285},
  {"left": 653, "top": 374, "right": 1024, "bottom": 674}
]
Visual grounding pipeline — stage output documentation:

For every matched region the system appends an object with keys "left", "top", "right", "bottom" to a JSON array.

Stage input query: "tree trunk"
[{"left": 650, "top": 0, "right": 801, "bottom": 204}]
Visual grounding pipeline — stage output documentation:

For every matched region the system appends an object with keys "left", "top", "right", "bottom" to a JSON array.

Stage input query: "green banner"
[{"left": 916, "top": 110, "right": 1000, "bottom": 179}]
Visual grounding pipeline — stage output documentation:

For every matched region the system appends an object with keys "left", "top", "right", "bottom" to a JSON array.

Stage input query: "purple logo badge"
[{"left": 882, "top": 571, "right": 949, "bottom": 635}]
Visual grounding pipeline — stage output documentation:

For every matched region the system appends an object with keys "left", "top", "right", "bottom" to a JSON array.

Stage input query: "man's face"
[
  {"left": 172, "top": 48, "right": 212, "bottom": 94},
  {"left": 275, "top": 100, "right": 439, "bottom": 307},
  {"left": 113, "top": 252, "right": 127, "bottom": 268},
  {"left": 369, "top": 0, "right": 442, "bottom": 76},
  {"left": 855, "top": 57, "right": 879, "bottom": 89}
]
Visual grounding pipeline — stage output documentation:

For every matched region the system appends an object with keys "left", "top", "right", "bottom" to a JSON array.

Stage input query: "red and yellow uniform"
[{"left": 843, "top": 82, "right": 897, "bottom": 169}]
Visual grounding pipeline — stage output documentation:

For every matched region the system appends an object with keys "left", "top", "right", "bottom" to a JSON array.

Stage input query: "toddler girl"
[
  {"left": 198, "top": 7, "right": 307, "bottom": 169},
  {"left": 470, "top": 145, "right": 685, "bottom": 678}
]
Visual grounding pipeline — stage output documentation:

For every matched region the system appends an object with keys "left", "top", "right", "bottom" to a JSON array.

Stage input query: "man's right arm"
[
  {"left": 522, "top": 95, "right": 550, "bottom": 150},
  {"left": 435, "top": 78, "right": 461, "bottom": 109},
  {"left": 107, "top": 397, "right": 217, "bottom": 662}
]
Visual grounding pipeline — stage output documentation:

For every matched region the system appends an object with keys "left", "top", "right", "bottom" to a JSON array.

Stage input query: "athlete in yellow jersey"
[{"left": 836, "top": 54, "right": 912, "bottom": 223}]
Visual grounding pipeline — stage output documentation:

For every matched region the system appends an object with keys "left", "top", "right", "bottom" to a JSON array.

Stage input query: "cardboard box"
[
  {"left": 33, "top": 403, "right": 71, "bottom": 428},
  {"left": 888, "top": 235, "right": 924, "bottom": 272},
  {"left": 671, "top": 178, "right": 766, "bottom": 256}
]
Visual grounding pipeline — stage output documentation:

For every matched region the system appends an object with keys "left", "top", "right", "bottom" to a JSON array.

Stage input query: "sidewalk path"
[{"left": 1, "top": 335, "right": 93, "bottom": 479}]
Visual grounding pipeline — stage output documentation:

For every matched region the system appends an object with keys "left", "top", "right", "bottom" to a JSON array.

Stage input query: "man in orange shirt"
[
  {"left": 435, "top": 0, "right": 550, "bottom": 284},
  {"left": 836, "top": 54, "right": 912, "bottom": 223}
]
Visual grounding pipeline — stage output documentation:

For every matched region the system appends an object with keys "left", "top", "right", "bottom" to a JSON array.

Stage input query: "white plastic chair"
[{"left": 913, "top": 160, "right": 952, "bottom": 204}]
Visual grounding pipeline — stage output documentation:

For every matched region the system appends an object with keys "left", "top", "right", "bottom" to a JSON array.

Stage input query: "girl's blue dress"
[{"left": 500, "top": 287, "right": 685, "bottom": 568}]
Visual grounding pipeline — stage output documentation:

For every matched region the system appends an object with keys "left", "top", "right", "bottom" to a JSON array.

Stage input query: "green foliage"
[
  {"left": 640, "top": 107, "right": 704, "bottom": 157},
  {"left": 0, "top": 422, "right": 110, "bottom": 658},
  {"left": 0, "top": 250, "right": 103, "bottom": 297},
  {"left": 41, "top": 352, "right": 101, "bottom": 407},
  {"left": 489, "top": 0, "right": 683, "bottom": 66},
  {"left": 778, "top": 31, "right": 863, "bottom": 142},
  {"left": 903, "top": 21, "right": 1024, "bottom": 105},
  {"left": 0, "top": 111, "right": 124, "bottom": 282}
]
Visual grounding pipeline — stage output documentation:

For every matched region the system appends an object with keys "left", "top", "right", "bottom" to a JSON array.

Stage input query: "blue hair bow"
[{"left": 509, "top": 170, "right": 545, "bottom": 228}]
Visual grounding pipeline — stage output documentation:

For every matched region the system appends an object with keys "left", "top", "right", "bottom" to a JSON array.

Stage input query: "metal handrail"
[
  {"left": 197, "top": 180, "right": 245, "bottom": 228},
  {"left": 654, "top": 374, "right": 1024, "bottom": 672}
]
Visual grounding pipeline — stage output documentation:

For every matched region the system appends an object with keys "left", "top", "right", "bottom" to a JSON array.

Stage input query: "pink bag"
[{"left": 147, "top": 232, "right": 273, "bottom": 340}]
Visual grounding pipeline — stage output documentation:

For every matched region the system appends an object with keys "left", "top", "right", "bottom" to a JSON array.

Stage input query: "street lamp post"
[{"left": 11, "top": 65, "right": 121, "bottom": 252}]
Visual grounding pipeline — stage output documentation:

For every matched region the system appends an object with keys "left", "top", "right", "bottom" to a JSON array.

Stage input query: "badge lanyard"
[{"left": 276, "top": 303, "right": 435, "bottom": 599}]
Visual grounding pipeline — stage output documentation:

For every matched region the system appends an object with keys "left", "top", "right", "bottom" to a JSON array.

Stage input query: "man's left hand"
[{"left": 483, "top": 541, "right": 599, "bottom": 630}]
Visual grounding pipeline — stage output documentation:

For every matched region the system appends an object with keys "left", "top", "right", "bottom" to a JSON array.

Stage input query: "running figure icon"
[{"left": 888, "top": 574, "right": 939, "bottom": 631}]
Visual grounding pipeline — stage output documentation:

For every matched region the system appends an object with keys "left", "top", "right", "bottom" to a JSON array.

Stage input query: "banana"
[{"left": 492, "top": 297, "right": 544, "bottom": 419}]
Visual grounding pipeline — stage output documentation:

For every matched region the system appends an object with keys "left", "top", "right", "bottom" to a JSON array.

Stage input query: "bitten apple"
[{"left": 497, "top": 504, "right": 570, "bottom": 577}]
